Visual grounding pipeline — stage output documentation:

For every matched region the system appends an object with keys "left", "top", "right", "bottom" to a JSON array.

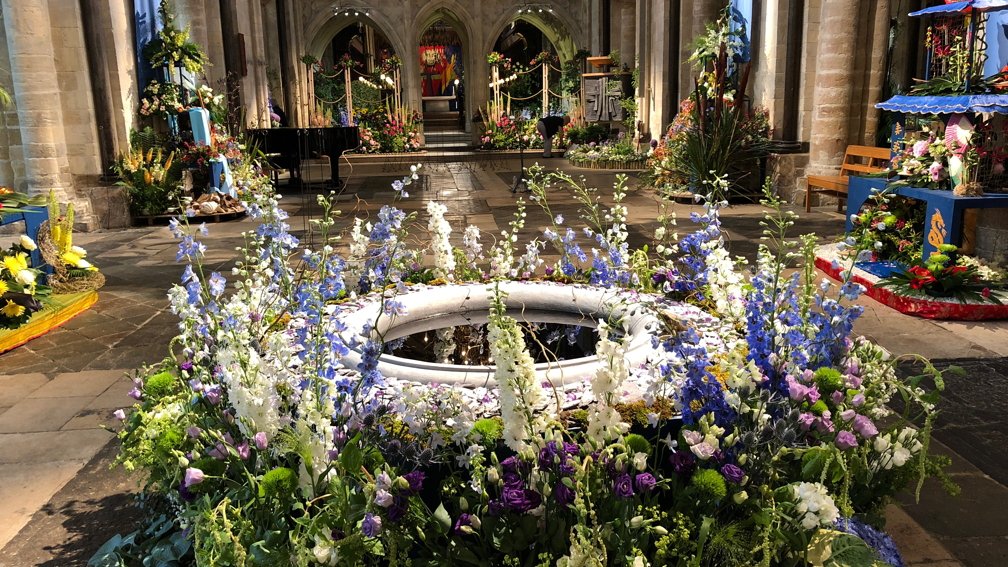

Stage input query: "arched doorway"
[{"left": 417, "top": 12, "right": 469, "bottom": 149}]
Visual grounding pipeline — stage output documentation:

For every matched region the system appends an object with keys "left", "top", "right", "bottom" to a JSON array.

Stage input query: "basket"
[{"left": 36, "top": 221, "right": 105, "bottom": 294}]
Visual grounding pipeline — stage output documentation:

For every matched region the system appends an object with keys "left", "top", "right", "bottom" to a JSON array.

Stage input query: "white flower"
[
  {"left": 19, "top": 235, "right": 36, "bottom": 251},
  {"left": 70, "top": 245, "right": 88, "bottom": 257},
  {"left": 632, "top": 452, "right": 648, "bottom": 471},
  {"left": 15, "top": 269, "right": 35, "bottom": 286},
  {"left": 792, "top": 482, "right": 839, "bottom": 530}
]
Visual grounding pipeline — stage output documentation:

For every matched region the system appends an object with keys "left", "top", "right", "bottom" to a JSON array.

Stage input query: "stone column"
[
  {"left": 618, "top": 0, "right": 635, "bottom": 67},
  {"left": 806, "top": 0, "right": 862, "bottom": 177},
  {"left": 692, "top": 0, "right": 722, "bottom": 40},
  {"left": 1, "top": 0, "right": 75, "bottom": 201},
  {"left": 862, "top": 0, "right": 890, "bottom": 146},
  {"left": 80, "top": 0, "right": 119, "bottom": 174}
]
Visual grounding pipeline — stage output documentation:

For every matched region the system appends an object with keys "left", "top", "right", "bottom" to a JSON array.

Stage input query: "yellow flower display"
[
  {"left": 2, "top": 252, "right": 28, "bottom": 276},
  {"left": 0, "top": 300, "right": 24, "bottom": 318}
]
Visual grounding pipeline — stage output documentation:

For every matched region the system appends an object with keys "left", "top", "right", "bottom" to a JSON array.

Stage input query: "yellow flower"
[
  {"left": 2, "top": 253, "right": 28, "bottom": 276},
  {"left": 0, "top": 300, "right": 24, "bottom": 318},
  {"left": 0, "top": 280, "right": 7, "bottom": 295},
  {"left": 62, "top": 251, "right": 82, "bottom": 266}
]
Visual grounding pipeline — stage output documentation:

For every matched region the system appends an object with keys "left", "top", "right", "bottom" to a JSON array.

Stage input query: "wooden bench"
[{"left": 805, "top": 145, "right": 891, "bottom": 212}]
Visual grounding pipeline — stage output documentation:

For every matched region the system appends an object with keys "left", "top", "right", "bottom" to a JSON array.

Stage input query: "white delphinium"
[
  {"left": 487, "top": 287, "right": 547, "bottom": 452},
  {"left": 518, "top": 239, "right": 544, "bottom": 277},
  {"left": 344, "top": 217, "right": 370, "bottom": 293},
  {"left": 705, "top": 246, "right": 747, "bottom": 324},
  {"left": 791, "top": 482, "right": 840, "bottom": 530},
  {"left": 463, "top": 225, "right": 483, "bottom": 263},
  {"left": 426, "top": 201, "right": 456, "bottom": 280},
  {"left": 871, "top": 426, "right": 923, "bottom": 471},
  {"left": 586, "top": 320, "right": 630, "bottom": 443},
  {"left": 490, "top": 201, "right": 527, "bottom": 279}
]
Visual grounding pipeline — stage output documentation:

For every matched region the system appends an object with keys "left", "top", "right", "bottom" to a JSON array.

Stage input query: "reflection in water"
[{"left": 383, "top": 322, "right": 601, "bottom": 365}]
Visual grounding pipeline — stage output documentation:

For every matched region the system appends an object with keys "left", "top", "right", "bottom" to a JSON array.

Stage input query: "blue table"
[
  {"left": 846, "top": 176, "right": 1008, "bottom": 258},
  {"left": 0, "top": 206, "right": 48, "bottom": 271}
]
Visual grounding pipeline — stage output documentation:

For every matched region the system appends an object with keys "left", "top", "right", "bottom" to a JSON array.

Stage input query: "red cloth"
[{"left": 814, "top": 257, "right": 1008, "bottom": 320}]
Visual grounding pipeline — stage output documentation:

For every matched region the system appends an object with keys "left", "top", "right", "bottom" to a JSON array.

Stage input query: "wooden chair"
[{"left": 805, "top": 145, "right": 891, "bottom": 212}]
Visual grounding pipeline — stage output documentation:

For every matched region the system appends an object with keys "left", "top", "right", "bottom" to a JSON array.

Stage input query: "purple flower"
[
  {"left": 362, "top": 513, "right": 382, "bottom": 537},
  {"left": 453, "top": 513, "right": 473, "bottom": 535},
  {"left": 613, "top": 473, "right": 635, "bottom": 498},
  {"left": 669, "top": 450, "right": 696, "bottom": 474},
  {"left": 720, "top": 464, "right": 745, "bottom": 484},
  {"left": 502, "top": 487, "right": 542, "bottom": 512},
  {"left": 500, "top": 455, "right": 521, "bottom": 472},
  {"left": 113, "top": 409, "right": 126, "bottom": 421},
  {"left": 203, "top": 385, "right": 221, "bottom": 405},
  {"left": 553, "top": 482, "right": 576, "bottom": 506},
  {"left": 402, "top": 470, "right": 425, "bottom": 494},
  {"left": 835, "top": 430, "right": 858, "bottom": 450},
  {"left": 375, "top": 488, "right": 393, "bottom": 507},
  {"left": 387, "top": 494, "right": 409, "bottom": 522},
  {"left": 128, "top": 387, "right": 143, "bottom": 400},
  {"left": 186, "top": 426, "right": 202, "bottom": 439},
  {"left": 180, "top": 360, "right": 194, "bottom": 371},
  {"left": 635, "top": 473, "right": 657, "bottom": 493},
  {"left": 852, "top": 415, "right": 878, "bottom": 438},
  {"left": 503, "top": 471, "right": 524, "bottom": 489},
  {"left": 253, "top": 431, "right": 268, "bottom": 450},
  {"left": 184, "top": 467, "right": 205, "bottom": 487},
  {"left": 237, "top": 442, "right": 250, "bottom": 460}
]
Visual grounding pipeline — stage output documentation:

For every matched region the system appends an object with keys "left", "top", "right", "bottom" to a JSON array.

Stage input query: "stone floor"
[{"left": 0, "top": 158, "right": 1005, "bottom": 566}]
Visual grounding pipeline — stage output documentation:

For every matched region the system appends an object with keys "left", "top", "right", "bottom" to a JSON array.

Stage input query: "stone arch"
[
  {"left": 305, "top": 10, "right": 406, "bottom": 65},
  {"left": 410, "top": 1, "right": 479, "bottom": 135},
  {"left": 484, "top": 8, "right": 583, "bottom": 63}
]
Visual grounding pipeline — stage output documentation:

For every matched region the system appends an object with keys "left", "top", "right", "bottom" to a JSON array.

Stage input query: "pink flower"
[
  {"left": 912, "top": 140, "right": 930, "bottom": 158},
  {"left": 253, "top": 431, "right": 268, "bottom": 450},
  {"left": 184, "top": 467, "right": 205, "bottom": 487},
  {"left": 928, "top": 161, "right": 944, "bottom": 182},
  {"left": 237, "top": 442, "right": 250, "bottom": 460},
  {"left": 113, "top": 409, "right": 126, "bottom": 421},
  {"left": 797, "top": 412, "right": 816, "bottom": 431},
  {"left": 851, "top": 393, "right": 866, "bottom": 407}
]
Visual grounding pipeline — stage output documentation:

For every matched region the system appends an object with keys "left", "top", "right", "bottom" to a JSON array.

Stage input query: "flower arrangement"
[
  {"left": 115, "top": 147, "right": 180, "bottom": 216},
  {"left": 0, "top": 236, "right": 45, "bottom": 329},
  {"left": 487, "top": 51, "right": 513, "bottom": 70},
  {"left": 846, "top": 191, "right": 926, "bottom": 266},
  {"left": 0, "top": 186, "right": 44, "bottom": 216},
  {"left": 95, "top": 161, "right": 954, "bottom": 566},
  {"left": 138, "top": 80, "right": 185, "bottom": 120},
  {"left": 877, "top": 243, "right": 1004, "bottom": 303},
  {"left": 143, "top": 1, "right": 207, "bottom": 74},
  {"left": 890, "top": 130, "right": 953, "bottom": 190},
  {"left": 566, "top": 137, "right": 648, "bottom": 169},
  {"left": 480, "top": 113, "right": 540, "bottom": 150}
]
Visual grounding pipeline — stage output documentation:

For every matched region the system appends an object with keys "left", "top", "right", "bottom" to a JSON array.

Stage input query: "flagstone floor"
[{"left": 0, "top": 158, "right": 1005, "bottom": 566}]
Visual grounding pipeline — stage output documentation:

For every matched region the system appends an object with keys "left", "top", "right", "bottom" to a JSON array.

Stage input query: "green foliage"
[
  {"left": 564, "top": 123, "right": 609, "bottom": 145},
  {"left": 623, "top": 433, "right": 652, "bottom": 455}
]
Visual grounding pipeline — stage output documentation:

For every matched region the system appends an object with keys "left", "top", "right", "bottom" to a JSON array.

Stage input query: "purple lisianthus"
[
  {"left": 720, "top": 464, "right": 745, "bottom": 484},
  {"left": 553, "top": 482, "right": 576, "bottom": 506},
  {"left": 614, "top": 473, "right": 635, "bottom": 499},
  {"left": 113, "top": 409, "right": 126, "bottom": 421},
  {"left": 835, "top": 430, "right": 858, "bottom": 450},
  {"left": 184, "top": 467, "right": 205, "bottom": 487},
  {"left": 236, "top": 442, "right": 250, "bottom": 460},
  {"left": 669, "top": 450, "right": 696, "bottom": 474},
  {"left": 501, "top": 455, "right": 522, "bottom": 473},
  {"left": 387, "top": 494, "right": 409, "bottom": 522},
  {"left": 502, "top": 487, "right": 542, "bottom": 512},
  {"left": 853, "top": 415, "right": 878, "bottom": 438},
  {"left": 635, "top": 473, "right": 657, "bottom": 493},
  {"left": 402, "top": 470, "right": 425, "bottom": 494},
  {"left": 180, "top": 360, "right": 194, "bottom": 371},
  {"left": 128, "top": 387, "right": 143, "bottom": 400},
  {"left": 361, "top": 512, "right": 382, "bottom": 537},
  {"left": 203, "top": 384, "right": 221, "bottom": 405},
  {"left": 503, "top": 471, "right": 524, "bottom": 489},
  {"left": 453, "top": 513, "right": 473, "bottom": 535},
  {"left": 186, "top": 426, "right": 202, "bottom": 439}
]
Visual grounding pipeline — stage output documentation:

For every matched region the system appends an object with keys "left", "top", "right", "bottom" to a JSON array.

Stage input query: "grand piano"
[{"left": 246, "top": 127, "right": 359, "bottom": 189}]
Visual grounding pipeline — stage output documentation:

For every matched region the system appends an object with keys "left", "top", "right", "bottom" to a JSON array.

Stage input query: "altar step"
[
  {"left": 424, "top": 129, "right": 472, "bottom": 150},
  {"left": 423, "top": 111, "right": 463, "bottom": 132}
]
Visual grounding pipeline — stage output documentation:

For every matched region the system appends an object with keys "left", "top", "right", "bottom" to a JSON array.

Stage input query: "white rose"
[
  {"left": 19, "top": 235, "right": 36, "bottom": 251},
  {"left": 15, "top": 269, "right": 35, "bottom": 286}
]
